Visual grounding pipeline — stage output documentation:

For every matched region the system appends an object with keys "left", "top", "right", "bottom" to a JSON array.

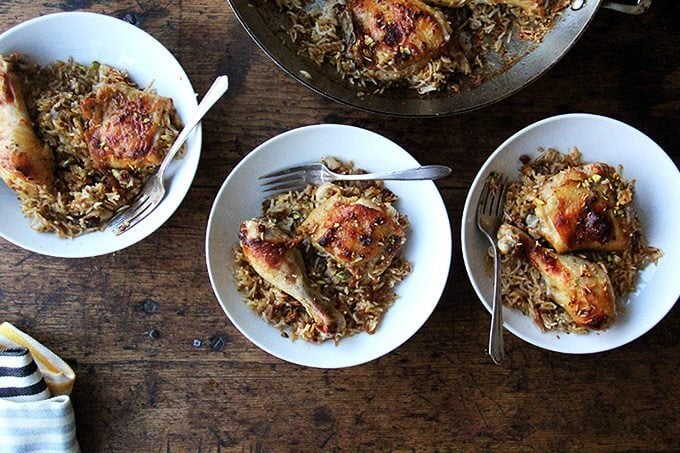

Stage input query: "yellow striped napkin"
[
  {"left": 0, "top": 323, "right": 79, "bottom": 452},
  {"left": 0, "top": 323, "right": 75, "bottom": 396}
]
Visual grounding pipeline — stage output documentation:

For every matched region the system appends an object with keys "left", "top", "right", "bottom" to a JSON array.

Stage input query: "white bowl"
[
  {"left": 206, "top": 124, "right": 451, "bottom": 368},
  {"left": 0, "top": 12, "right": 200, "bottom": 257},
  {"left": 462, "top": 113, "right": 680, "bottom": 354}
]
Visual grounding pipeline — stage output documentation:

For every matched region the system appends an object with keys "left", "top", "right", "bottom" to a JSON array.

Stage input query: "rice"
[
  {"left": 11, "top": 56, "right": 181, "bottom": 237},
  {"left": 269, "top": 0, "right": 571, "bottom": 94},
  {"left": 496, "top": 148, "right": 662, "bottom": 333},
  {"left": 233, "top": 158, "right": 412, "bottom": 343}
]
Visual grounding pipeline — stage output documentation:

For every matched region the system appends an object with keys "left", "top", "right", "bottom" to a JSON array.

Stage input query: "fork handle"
[
  {"left": 157, "top": 75, "right": 230, "bottom": 177},
  {"left": 489, "top": 243, "right": 505, "bottom": 364},
  {"left": 332, "top": 165, "right": 451, "bottom": 181}
]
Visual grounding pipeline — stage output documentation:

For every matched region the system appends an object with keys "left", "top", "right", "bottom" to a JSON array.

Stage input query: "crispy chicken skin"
[
  {"left": 239, "top": 219, "right": 346, "bottom": 338},
  {"left": 532, "top": 163, "right": 632, "bottom": 254},
  {"left": 498, "top": 223, "right": 615, "bottom": 330},
  {"left": 425, "top": 0, "right": 547, "bottom": 16},
  {"left": 299, "top": 193, "right": 405, "bottom": 278},
  {"left": 348, "top": 0, "right": 452, "bottom": 81},
  {"left": 0, "top": 58, "right": 54, "bottom": 197},
  {"left": 81, "top": 82, "right": 175, "bottom": 171}
]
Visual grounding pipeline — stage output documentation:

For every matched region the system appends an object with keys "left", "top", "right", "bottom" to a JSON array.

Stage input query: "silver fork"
[
  {"left": 109, "top": 75, "right": 230, "bottom": 235},
  {"left": 476, "top": 172, "right": 509, "bottom": 365},
  {"left": 259, "top": 161, "right": 452, "bottom": 192}
]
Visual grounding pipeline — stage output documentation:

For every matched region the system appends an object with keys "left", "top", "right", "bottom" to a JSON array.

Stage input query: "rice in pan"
[
  {"left": 234, "top": 158, "right": 411, "bottom": 343},
  {"left": 270, "top": 0, "right": 570, "bottom": 94},
  {"left": 496, "top": 148, "right": 662, "bottom": 333}
]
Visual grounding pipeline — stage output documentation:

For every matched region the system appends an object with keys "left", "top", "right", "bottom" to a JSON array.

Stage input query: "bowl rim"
[
  {"left": 205, "top": 123, "right": 452, "bottom": 368},
  {"left": 0, "top": 11, "right": 201, "bottom": 257},
  {"left": 461, "top": 112, "right": 680, "bottom": 354}
]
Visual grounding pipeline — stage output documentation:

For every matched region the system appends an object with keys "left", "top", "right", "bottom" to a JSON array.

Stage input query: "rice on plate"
[
  {"left": 494, "top": 147, "right": 661, "bottom": 333},
  {"left": 234, "top": 157, "right": 412, "bottom": 343},
  {"left": 461, "top": 113, "right": 680, "bottom": 354},
  {"left": 1, "top": 54, "right": 182, "bottom": 237},
  {"left": 0, "top": 12, "right": 200, "bottom": 258},
  {"left": 206, "top": 124, "right": 451, "bottom": 367}
]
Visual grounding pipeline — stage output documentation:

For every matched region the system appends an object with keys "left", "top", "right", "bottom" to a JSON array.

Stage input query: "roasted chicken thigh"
[
  {"left": 299, "top": 193, "right": 405, "bottom": 279},
  {"left": 348, "top": 0, "right": 452, "bottom": 81},
  {"left": 531, "top": 163, "right": 632, "bottom": 254},
  {"left": 0, "top": 58, "right": 54, "bottom": 197},
  {"left": 497, "top": 223, "right": 615, "bottom": 329},
  {"left": 81, "top": 82, "right": 177, "bottom": 171},
  {"left": 239, "top": 218, "right": 346, "bottom": 338}
]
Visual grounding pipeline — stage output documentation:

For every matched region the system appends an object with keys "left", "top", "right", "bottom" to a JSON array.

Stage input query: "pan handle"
[{"left": 601, "top": 0, "right": 651, "bottom": 14}]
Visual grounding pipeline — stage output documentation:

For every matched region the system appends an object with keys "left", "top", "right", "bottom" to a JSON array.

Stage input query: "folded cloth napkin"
[{"left": 0, "top": 323, "right": 79, "bottom": 453}]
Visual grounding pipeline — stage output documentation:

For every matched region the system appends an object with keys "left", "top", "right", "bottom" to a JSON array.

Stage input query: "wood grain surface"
[{"left": 0, "top": 0, "right": 678, "bottom": 451}]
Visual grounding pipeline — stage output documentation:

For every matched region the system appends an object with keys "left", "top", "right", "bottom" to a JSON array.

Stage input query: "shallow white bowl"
[
  {"left": 0, "top": 12, "right": 200, "bottom": 257},
  {"left": 462, "top": 113, "right": 680, "bottom": 354},
  {"left": 206, "top": 124, "right": 451, "bottom": 368}
]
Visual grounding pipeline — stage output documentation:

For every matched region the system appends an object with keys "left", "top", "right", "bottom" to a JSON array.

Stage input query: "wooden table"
[{"left": 1, "top": 1, "right": 678, "bottom": 450}]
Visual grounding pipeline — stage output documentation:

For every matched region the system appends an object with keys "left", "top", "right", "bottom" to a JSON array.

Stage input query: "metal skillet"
[{"left": 228, "top": 0, "right": 651, "bottom": 117}]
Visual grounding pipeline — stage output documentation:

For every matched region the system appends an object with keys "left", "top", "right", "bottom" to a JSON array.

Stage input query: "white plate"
[
  {"left": 206, "top": 124, "right": 451, "bottom": 368},
  {"left": 0, "top": 12, "right": 201, "bottom": 257},
  {"left": 462, "top": 113, "right": 680, "bottom": 354}
]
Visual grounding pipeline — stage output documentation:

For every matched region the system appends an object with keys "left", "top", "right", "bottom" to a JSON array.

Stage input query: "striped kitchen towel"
[
  {"left": 0, "top": 324, "right": 79, "bottom": 452},
  {"left": 0, "top": 323, "right": 75, "bottom": 396}
]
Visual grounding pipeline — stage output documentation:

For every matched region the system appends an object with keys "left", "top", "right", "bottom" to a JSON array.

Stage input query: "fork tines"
[
  {"left": 258, "top": 163, "right": 318, "bottom": 180},
  {"left": 478, "top": 172, "right": 509, "bottom": 216},
  {"left": 108, "top": 193, "right": 152, "bottom": 235},
  {"left": 259, "top": 163, "right": 317, "bottom": 193},
  {"left": 494, "top": 174, "right": 509, "bottom": 215}
]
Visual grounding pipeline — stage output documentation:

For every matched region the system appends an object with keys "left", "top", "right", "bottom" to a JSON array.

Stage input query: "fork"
[
  {"left": 476, "top": 172, "right": 509, "bottom": 365},
  {"left": 109, "top": 75, "right": 230, "bottom": 235},
  {"left": 259, "top": 162, "right": 452, "bottom": 192}
]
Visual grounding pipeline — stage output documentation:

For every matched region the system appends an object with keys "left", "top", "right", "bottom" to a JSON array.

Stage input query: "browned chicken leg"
[
  {"left": 299, "top": 194, "right": 406, "bottom": 279},
  {"left": 239, "top": 219, "right": 346, "bottom": 338},
  {"left": 531, "top": 163, "right": 632, "bottom": 254},
  {"left": 497, "top": 223, "right": 615, "bottom": 330},
  {"left": 0, "top": 58, "right": 54, "bottom": 197},
  {"left": 348, "top": 0, "right": 452, "bottom": 81}
]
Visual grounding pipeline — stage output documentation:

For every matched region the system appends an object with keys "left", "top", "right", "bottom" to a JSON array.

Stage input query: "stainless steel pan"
[{"left": 228, "top": 0, "right": 650, "bottom": 116}]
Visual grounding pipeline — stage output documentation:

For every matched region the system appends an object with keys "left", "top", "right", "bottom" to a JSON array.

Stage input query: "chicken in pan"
[
  {"left": 347, "top": 0, "right": 452, "bottom": 81},
  {"left": 274, "top": 0, "right": 568, "bottom": 94}
]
